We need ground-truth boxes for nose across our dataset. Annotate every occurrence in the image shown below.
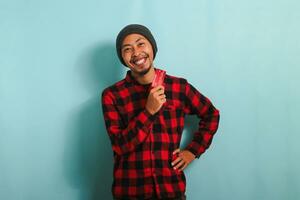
[132,46,141,57]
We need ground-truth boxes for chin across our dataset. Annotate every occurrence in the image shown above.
[138,64,152,76]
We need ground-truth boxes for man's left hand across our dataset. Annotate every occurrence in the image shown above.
[171,149,196,171]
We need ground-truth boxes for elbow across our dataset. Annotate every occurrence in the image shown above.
[112,146,124,156]
[216,108,220,119]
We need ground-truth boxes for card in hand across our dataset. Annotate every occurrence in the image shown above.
[151,69,166,88]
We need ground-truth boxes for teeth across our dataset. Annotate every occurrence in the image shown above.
[135,58,145,65]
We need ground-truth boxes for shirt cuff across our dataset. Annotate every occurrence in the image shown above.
[137,109,157,129]
[185,146,201,159]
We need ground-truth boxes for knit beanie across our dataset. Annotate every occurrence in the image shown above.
[116,24,157,66]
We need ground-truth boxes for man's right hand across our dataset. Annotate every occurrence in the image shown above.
[145,85,166,115]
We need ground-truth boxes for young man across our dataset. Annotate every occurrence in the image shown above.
[101,24,220,200]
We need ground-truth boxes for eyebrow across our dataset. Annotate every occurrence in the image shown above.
[122,37,145,49]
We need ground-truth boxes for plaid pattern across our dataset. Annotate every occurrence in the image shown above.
[101,68,220,199]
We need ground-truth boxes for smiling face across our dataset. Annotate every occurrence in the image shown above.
[121,34,154,76]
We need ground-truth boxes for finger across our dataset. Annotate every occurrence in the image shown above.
[178,163,188,171]
[153,90,164,97]
[156,89,165,96]
[171,157,182,166]
[174,159,185,170]
[154,95,166,102]
[161,98,166,103]
[152,90,164,98]
[150,86,164,94]
[158,94,166,98]
[178,151,185,157]
[156,85,165,92]
[153,85,164,92]
[156,85,164,90]
[173,148,181,155]
[160,96,166,101]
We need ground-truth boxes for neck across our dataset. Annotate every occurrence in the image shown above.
[131,66,155,85]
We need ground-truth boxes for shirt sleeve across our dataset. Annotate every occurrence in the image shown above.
[182,80,220,159]
[101,89,157,156]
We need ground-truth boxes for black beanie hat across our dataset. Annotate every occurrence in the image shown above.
[116,24,157,66]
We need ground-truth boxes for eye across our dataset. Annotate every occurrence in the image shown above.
[123,47,132,53]
[138,42,145,47]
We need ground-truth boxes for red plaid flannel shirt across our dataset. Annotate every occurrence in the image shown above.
[101,68,220,199]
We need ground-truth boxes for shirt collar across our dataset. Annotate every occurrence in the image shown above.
[125,67,159,86]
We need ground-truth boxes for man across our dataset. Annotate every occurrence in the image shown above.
[101,24,220,200]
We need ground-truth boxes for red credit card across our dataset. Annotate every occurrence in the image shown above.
[151,69,166,88]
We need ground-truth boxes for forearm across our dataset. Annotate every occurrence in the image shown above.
[183,80,220,158]
[107,109,156,155]
[185,106,220,158]
[102,90,157,156]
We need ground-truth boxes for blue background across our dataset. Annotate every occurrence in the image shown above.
[1,0,299,199]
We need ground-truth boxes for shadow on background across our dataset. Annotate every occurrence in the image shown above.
[64,43,121,200]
